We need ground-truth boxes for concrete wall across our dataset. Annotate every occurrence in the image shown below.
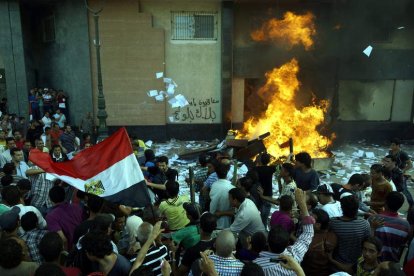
[140,0,222,125]
[20,0,93,125]
[88,0,166,126]
[0,0,29,116]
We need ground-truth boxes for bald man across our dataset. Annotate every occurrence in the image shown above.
[208,230,244,275]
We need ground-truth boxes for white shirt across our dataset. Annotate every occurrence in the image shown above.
[210,179,234,229]
[321,201,343,218]
[53,113,66,128]
[15,161,29,178]
[0,149,12,168]
[15,204,47,230]
[230,198,266,236]
[41,116,52,130]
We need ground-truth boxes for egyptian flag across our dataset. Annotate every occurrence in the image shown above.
[29,128,151,207]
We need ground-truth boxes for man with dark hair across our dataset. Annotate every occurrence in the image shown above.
[73,194,104,245]
[171,203,202,250]
[228,187,265,239]
[174,212,217,276]
[82,232,131,275]
[21,211,48,264]
[383,154,413,207]
[253,152,277,226]
[209,163,234,229]
[59,125,76,154]
[292,152,320,191]
[254,188,314,275]
[0,137,16,168]
[329,195,370,269]
[46,186,83,251]
[50,144,68,163]
[302,208,337,276]
[370,164,393,213]
[10,147,29,179]
[369,192,410,262]
[0,238,38,275]
[146,155,178,201]
[159,180,190,231]
[39,232,82,275]
[331,173,364,200]
[389,138,412,173]
[270,195,294,233]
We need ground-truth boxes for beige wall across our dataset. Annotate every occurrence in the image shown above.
[140,0,222,124]
[88,0,166,126]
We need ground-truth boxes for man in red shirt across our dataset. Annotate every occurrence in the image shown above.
[50,123,63,147]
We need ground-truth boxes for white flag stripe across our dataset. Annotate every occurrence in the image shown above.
[49,153,144,197]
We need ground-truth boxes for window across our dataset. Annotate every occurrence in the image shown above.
[42,15,56,43]
[171,11,218,41]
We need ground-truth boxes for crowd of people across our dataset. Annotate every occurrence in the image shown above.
[0,98,414,276]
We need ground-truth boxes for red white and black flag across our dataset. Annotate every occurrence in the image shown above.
[29,128,151,207]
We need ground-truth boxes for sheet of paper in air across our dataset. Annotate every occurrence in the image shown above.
[156,72,163,79]
[167,84,175,95]
[163,78,172,84]
[365,152,375,158]
[169,116,175,122]
[145,140,153,147]
[155,94,164,101]
[147,90,158,97]
[363,45,373,57]
[174,94,189,107]
[397,26,405,29]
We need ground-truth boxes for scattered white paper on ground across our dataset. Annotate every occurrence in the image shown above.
[169,116,175,122]
[147,90,158,97]
[156,72,163,79]
[155,94,164,101]
[397,26,405,30]
[363,45,373,57]
[171,154,179,162]
[365,152,375,158]
[145,140,153,147]
[337,169,346,175]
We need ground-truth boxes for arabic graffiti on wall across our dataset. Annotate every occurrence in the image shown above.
[173,97,220,123]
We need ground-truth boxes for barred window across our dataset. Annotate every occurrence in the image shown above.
[171,11,218,41]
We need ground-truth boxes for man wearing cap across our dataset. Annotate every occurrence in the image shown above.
[315,184,343,218]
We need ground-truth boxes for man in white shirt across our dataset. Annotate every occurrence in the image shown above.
[228,187,266,240]
[315,184,343,218]
[53,109,66,128]
[41,111,52,131]
[210,163,234,229]
[11,148,29,178]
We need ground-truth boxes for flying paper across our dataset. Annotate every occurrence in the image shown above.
[363,45,373,57]
[156,72,163,79]
[147,90,158,97]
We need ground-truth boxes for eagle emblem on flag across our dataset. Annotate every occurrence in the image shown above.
[85,180,105,196]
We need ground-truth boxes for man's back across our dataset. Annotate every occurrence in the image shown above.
[293,168,320,191]
[370,212,410,262]
[210,179,233,229]
[330,217,370,265]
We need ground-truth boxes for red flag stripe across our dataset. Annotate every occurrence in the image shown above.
[29,128,133,180]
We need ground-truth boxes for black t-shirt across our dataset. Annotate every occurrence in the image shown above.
[254,166,276,196]
[389,150,410,170]
[73,219,94,246]
[331,183,354,201]
[181,239,215,268]
[293,168,320,191]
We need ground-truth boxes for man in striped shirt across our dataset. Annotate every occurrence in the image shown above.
[132,222,169,276]
[254,188,315,276]
[369,191,410,262]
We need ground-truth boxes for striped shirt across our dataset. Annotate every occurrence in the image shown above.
[330,217,370,265]
[131,244,168,276]
[254,217,315,276]
[370,211,410,262]
[209,255,244,276]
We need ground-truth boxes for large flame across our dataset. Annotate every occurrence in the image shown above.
[237,59,333,158]
[251,11,316,50]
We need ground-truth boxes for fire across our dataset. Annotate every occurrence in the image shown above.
[251,11,316,50]
[237,59,334,158]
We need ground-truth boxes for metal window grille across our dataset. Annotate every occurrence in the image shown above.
[171,11,218,40]
[43,15,56,43]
